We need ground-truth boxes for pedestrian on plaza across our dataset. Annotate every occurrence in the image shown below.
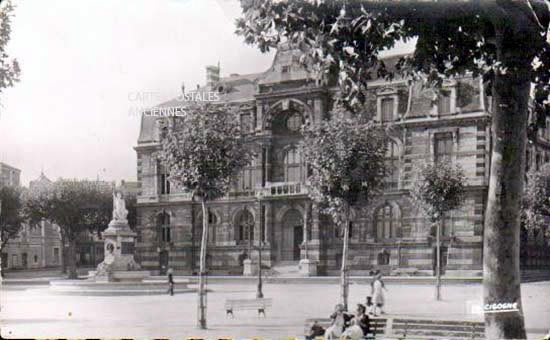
[370,272,387,316]
[324,303,353,340]
[305,320,326,340]
[167,268,174,296]
[341,304,370,340]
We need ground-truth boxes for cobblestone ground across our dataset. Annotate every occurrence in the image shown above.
[1,280,549,339]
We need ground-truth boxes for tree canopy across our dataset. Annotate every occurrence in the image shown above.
[522,162,550,235]
[0,0,20,100]
[157,102,255,200]
[410,161,466,223]
[302,111,387,223]
[237,0,550,121]
[0,185,25,250]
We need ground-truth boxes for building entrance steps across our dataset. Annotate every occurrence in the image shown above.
[271,261,304,277]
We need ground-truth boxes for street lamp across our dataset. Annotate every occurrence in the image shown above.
[256,240,264,298]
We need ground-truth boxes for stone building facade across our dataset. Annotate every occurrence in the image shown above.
[1,172,63,270]
[135,45,549,276]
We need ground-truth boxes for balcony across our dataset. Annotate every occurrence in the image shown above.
[137,192,193,204]
[258,182,308,198]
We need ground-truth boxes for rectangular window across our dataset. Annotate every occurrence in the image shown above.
[381,98,394,123]
[435,132,453,163]
[53,248,59,263]
[241,114,252,133]
[438,92,451,115]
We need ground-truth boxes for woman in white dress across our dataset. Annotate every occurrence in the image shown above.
[371,273,387,316]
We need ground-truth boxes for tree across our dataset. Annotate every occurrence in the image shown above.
[25,180,112,279]
[522,163,550,236]
[0,0,20,106]
[410,161,466,301]
[157,102,255,329]
[0,186,25,275]
[301,111,387,310]
[237,1,550,337]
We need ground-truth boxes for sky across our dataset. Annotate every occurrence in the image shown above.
[0,0,414,187]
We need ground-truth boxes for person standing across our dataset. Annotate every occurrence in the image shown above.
[167,268,174,296]
[371,272,387,316]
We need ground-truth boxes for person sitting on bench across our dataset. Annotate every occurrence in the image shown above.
[341,304,370,340]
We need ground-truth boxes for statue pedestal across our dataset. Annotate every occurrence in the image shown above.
[243,259,255,276]
[94,219,147,282]
[299,259,317,276]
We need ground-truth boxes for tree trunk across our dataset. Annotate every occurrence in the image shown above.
[340,205,350,311]
[483,55,531,338]
[61,233,67,274]
[66,238,78,279]
[197,198,209,329]
[435,219,441,301]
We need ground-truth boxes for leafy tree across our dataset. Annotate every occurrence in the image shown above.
[25,180,113,279]
[0,0,20,105]
[522,163,550,236]
[0,186,25,275]
[410,161,466,301]
[237,1,550,337]
[301,111,386,310]
[157,102,255,329]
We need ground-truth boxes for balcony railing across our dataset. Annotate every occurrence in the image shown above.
[258,182,307,197]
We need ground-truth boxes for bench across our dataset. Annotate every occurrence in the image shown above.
[305,317,484,340]
[387,318,485,339]
[224,298,273,317]
[391,267,419,276]
[304,317,387,339]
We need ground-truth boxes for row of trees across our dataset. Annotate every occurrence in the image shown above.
[0,180,136,279]
[155,102,466,327]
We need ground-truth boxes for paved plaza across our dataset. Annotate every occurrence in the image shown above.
[1,278,549,339]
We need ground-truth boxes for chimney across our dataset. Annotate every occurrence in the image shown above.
[206,64,220,89]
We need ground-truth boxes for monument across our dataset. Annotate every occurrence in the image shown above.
[93,189,148,282]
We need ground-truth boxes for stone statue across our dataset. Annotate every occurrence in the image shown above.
[113,190,128,222]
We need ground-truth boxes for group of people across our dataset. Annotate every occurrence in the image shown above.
[307,272,387,340]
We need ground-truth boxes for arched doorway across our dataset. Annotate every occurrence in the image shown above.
[280,209,303,261]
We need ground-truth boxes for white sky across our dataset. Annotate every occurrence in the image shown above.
[0,0,414,186]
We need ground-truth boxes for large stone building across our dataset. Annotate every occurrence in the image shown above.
[135,45,549,276]
[1,172,63,270]
[0,162,21,187]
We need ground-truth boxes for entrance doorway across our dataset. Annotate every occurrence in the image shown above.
[22,253,28,268]
[293,226,303,260]
[280,209,303,261]
[159,250,169,275]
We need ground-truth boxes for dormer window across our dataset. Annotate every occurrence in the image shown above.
[381,98,395,123]
[281,65,290,73]
[376,88,398,123]
[438,90,452,115]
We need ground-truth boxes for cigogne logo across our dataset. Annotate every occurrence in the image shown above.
[483,301,519,313]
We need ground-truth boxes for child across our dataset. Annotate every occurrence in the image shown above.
[167,268,174,296]
[365,296,374,315]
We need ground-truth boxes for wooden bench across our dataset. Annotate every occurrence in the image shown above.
[304,317,387,339]
[391,267,419,276]
[305,317,484,340]
[224,298,273,317]
[387,318,485,339]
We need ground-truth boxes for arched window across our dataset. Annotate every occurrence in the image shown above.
[385,142,399,190]
[236,209,254,243]
[157,212,171,243]
[284,148,304,182]
[375,203,401,240]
